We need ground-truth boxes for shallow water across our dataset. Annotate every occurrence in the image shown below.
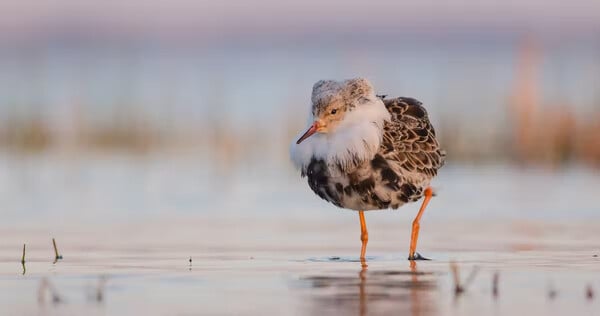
[1,154,599,315]
[1,218,599,316]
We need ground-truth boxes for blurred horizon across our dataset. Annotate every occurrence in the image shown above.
[2,0,600,168]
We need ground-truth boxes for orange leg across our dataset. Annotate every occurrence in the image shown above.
[359,210,368,262]
[408,187,433,260]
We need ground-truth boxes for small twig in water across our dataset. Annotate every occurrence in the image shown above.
[38,277,63,305]
[450,261,464,294]
[21,244,26,264]
[450,261,479,296]
[21,244,27,275]
[586,284,594,300]
[50,283,62,304]
[96,275,108,302]
[492,272,499,298]
[52,238,63,263]
[464,266,480,288]
[548,282,557,300]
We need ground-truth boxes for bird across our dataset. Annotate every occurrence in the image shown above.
[290,78,445,262]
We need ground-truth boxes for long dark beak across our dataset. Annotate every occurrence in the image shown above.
[296,122,319,144]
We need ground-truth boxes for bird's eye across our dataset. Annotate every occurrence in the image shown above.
[330,109,338,115]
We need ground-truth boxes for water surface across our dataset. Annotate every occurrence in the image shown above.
[1,155,599,315]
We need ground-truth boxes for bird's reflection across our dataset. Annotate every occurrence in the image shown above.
[409,261,423,316]
[359,262,367,316]
[301,260,437,315]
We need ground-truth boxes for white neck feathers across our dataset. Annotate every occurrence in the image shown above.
[290,99,390,173]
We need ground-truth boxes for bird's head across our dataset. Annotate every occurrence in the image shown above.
[296,78,377,144]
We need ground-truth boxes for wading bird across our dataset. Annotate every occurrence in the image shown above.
[290,78,445,261]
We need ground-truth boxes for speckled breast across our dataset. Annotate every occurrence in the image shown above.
[304,157,426,211]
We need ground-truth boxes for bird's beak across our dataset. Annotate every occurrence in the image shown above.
[296,121,320,144]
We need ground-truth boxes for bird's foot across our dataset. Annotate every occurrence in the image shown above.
[408,252,431,261]
[360,257,368,269]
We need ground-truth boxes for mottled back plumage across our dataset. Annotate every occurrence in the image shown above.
[379,97,445,187]
[291,79,445,211]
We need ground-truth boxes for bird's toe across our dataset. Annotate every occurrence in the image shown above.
[408,252,431,261]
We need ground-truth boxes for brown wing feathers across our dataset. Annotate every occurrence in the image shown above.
[381,97,445,178]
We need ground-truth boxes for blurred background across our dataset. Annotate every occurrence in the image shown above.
[2,0,600,225]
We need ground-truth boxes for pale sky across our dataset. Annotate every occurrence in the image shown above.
[1,0,599,42]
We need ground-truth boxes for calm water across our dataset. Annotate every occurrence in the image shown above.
[2,153,600,224]
[1,219,599,316]
[1,153,599,315]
